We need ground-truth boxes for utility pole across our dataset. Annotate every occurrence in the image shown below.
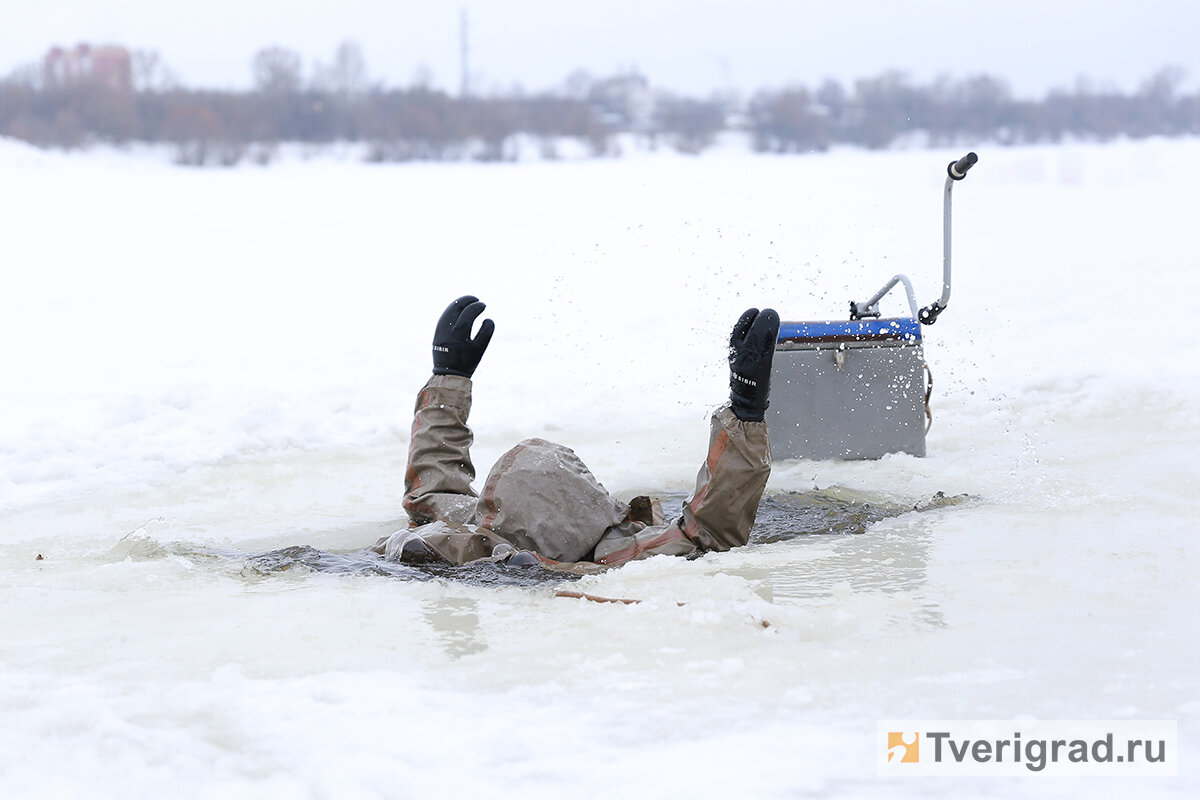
[459,7,469,98]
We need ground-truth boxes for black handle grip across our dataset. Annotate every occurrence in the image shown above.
[918,301,945,325]
[947,152,978,180]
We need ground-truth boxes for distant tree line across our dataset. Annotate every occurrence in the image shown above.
[749,68,1199,152]
[2,41,1197,165]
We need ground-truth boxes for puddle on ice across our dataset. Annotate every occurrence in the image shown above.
[755,487,968,541]
[107,487,971,594]
[243,545,573,588]
[740,489,970,616]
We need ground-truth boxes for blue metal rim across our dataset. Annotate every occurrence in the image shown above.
[776,317,922,343]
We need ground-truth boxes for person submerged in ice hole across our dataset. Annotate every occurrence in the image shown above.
[372,295,780,569]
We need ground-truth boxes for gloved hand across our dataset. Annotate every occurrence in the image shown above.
[728,307,780,422]
[432,295,495,378]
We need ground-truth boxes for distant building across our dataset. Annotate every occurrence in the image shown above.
[588,72,656,133]
[43,44,132,91]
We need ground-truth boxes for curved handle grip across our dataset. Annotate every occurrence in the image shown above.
[918,301,945,325]
[947,152,978,180]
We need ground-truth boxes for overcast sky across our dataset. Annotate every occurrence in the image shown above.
[5,0,1200,97]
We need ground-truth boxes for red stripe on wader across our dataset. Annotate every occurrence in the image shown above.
[706,429,729,474]
[478,441,529,531]
[595,525,689,566]
[682,429,730,537]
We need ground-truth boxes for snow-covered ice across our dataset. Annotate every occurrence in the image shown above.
[2,135,1198,798]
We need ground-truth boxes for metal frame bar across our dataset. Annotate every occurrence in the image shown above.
[850,152,977,325]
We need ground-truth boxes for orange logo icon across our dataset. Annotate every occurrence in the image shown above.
[888,732,920,763]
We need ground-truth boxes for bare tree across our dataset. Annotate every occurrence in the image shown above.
[2,61,43,89]
[411,65,434,90]
[658,97,725,153]
[313,40,368,96]
[253,47,303,94]
[850,71,927,148]
[1140,65,1185,102]
[563,69,594,100]
[132,49,177,92]
[750,87,829,152]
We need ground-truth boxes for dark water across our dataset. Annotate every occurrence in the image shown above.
[233,488,968,587]
[241,544,574,587]
[750,489,967,543]
[659,487,966,545]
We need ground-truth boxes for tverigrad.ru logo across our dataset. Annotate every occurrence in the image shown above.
[886,732,919,764]
[877,720,1177,776]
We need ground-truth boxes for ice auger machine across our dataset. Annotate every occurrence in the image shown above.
[767,152,979,460]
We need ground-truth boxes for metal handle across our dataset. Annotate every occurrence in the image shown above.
[920,152,979,324]
[850,273,919,320]
[848,153,978,325]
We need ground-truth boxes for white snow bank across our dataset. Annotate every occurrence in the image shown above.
[1,138,1198,799]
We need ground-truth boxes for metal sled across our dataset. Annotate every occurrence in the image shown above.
[768,152,979,460]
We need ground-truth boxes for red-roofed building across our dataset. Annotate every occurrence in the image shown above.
[44,44,132,91]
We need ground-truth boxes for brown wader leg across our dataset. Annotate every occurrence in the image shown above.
[592,405,771,566]
[402,375,479,527]
[373,375,512,565]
